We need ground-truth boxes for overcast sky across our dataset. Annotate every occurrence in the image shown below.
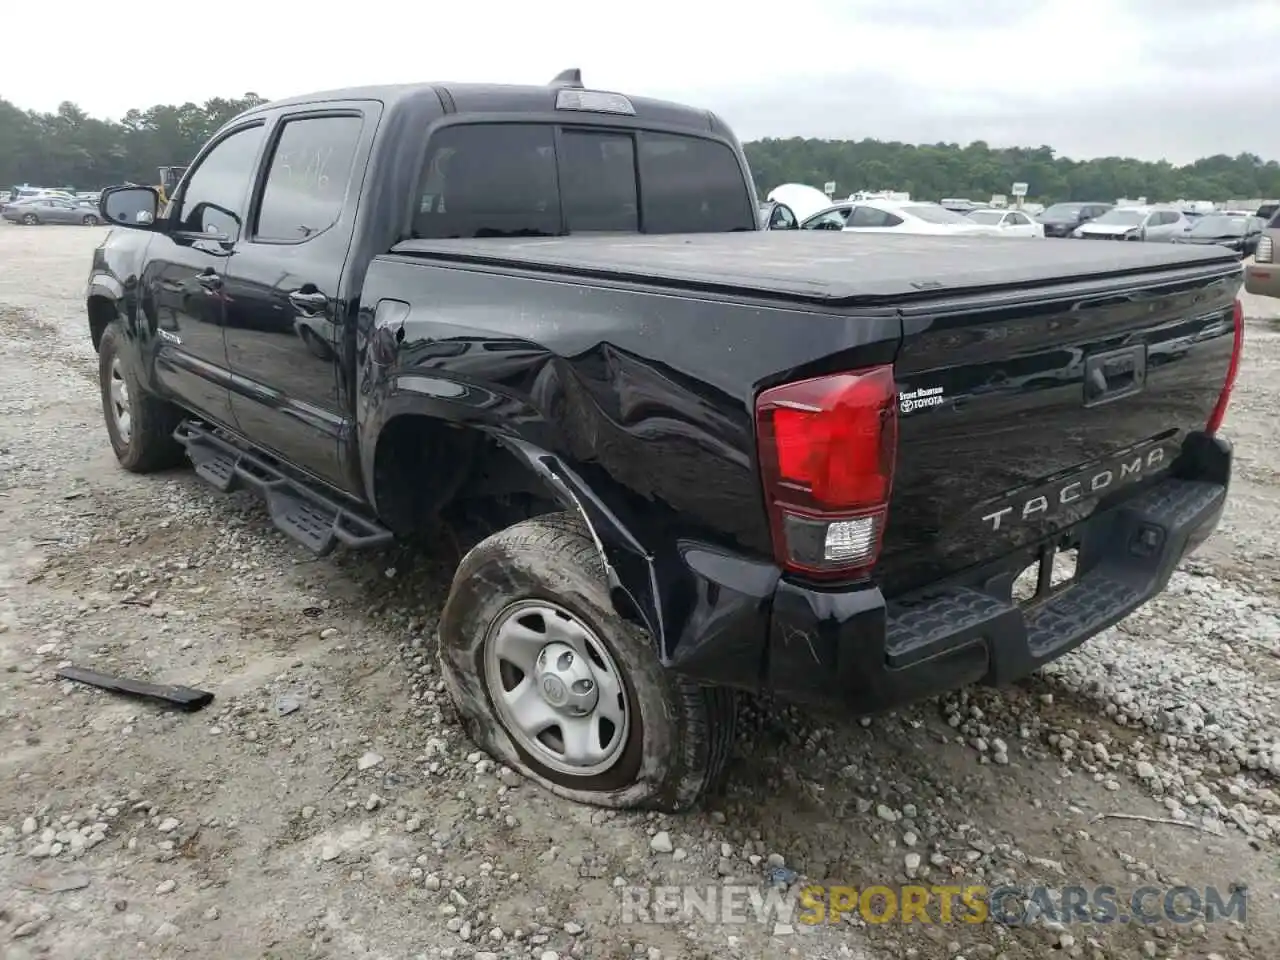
[4,0,1278,164]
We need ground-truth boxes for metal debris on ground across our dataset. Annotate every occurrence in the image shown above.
[55,665,214,711]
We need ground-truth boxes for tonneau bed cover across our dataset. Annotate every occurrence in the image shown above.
[389,232,1242,304]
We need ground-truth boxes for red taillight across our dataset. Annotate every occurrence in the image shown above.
[755,365,898,579]
[1206,299,1244,435]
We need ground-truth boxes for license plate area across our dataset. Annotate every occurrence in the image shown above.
[1012,542,1079,609]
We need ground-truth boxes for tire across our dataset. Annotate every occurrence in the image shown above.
[21,213,38,225]
[98,323,186,473]
[82,214,100,226]
[438,512,737,812]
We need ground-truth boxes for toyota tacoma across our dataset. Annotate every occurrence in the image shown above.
[86,70,1244,812]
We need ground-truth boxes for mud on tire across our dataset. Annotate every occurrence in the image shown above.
[438,512,737,812]
[98,323,186,473]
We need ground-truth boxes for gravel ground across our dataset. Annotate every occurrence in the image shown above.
[1,225,1278,960]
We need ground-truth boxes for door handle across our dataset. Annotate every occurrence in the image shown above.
[288,289,329,315]
[196,270,221,290]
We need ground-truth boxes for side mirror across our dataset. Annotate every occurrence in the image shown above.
[100,185,161,230]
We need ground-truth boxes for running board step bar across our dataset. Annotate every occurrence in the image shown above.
[173,420,393,556]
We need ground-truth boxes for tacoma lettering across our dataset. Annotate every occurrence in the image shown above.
[981,447,1167,531]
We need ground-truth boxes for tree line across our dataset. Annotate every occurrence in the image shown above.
[3,93,1278,204]
[746,138,1280,204]
[0,95,267,191]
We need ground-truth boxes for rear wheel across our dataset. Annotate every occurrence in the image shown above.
[98,323,186,472]
[438,512,736,812]
[82,214,100,226]
[21,213,38,225]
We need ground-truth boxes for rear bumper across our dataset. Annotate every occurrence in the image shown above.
[1245,261,1280,298]
[672,432,1231,714]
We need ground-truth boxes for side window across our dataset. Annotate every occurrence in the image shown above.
[1009,212,1029,225]
[413,124,559,239]
[559,130,638,233]
[848,206,890,228]
[255,115,363,242]
[173,124,266,240]
[882,213,905,227]
[636,133,755,233]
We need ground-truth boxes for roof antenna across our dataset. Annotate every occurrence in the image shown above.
[550,68,583,88]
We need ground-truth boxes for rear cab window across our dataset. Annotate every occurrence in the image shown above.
[412,123,754,239]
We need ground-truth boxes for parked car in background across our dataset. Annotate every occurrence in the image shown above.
[1073,206,1191,242]
[1173,214,1266,258]
[845,199,1002,235]
[7,187,77,204]
[1244,209,1280,298]
[762,183,832,230]
[1037,201,1112,237]
[3,196,102,225]
[964,207,1045,238]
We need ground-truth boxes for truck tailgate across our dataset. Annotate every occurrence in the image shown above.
[879,265,1241,596]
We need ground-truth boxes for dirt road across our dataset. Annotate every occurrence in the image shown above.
[1,226,1277,960]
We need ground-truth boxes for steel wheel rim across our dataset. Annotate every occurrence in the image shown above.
[109,357,132,443]
[483,598,631,777]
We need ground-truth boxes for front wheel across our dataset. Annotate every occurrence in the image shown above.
[438,513,737,812]
[82,214,100,226]
[21,213,38,225]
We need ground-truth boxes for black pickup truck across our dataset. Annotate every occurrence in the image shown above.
[88,70,1243,812]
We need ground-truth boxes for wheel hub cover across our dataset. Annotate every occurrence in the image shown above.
[540,674,568,706]
[535,642,599,717]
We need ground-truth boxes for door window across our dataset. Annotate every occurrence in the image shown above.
[255,115,363,242]
[172,123,266,241]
